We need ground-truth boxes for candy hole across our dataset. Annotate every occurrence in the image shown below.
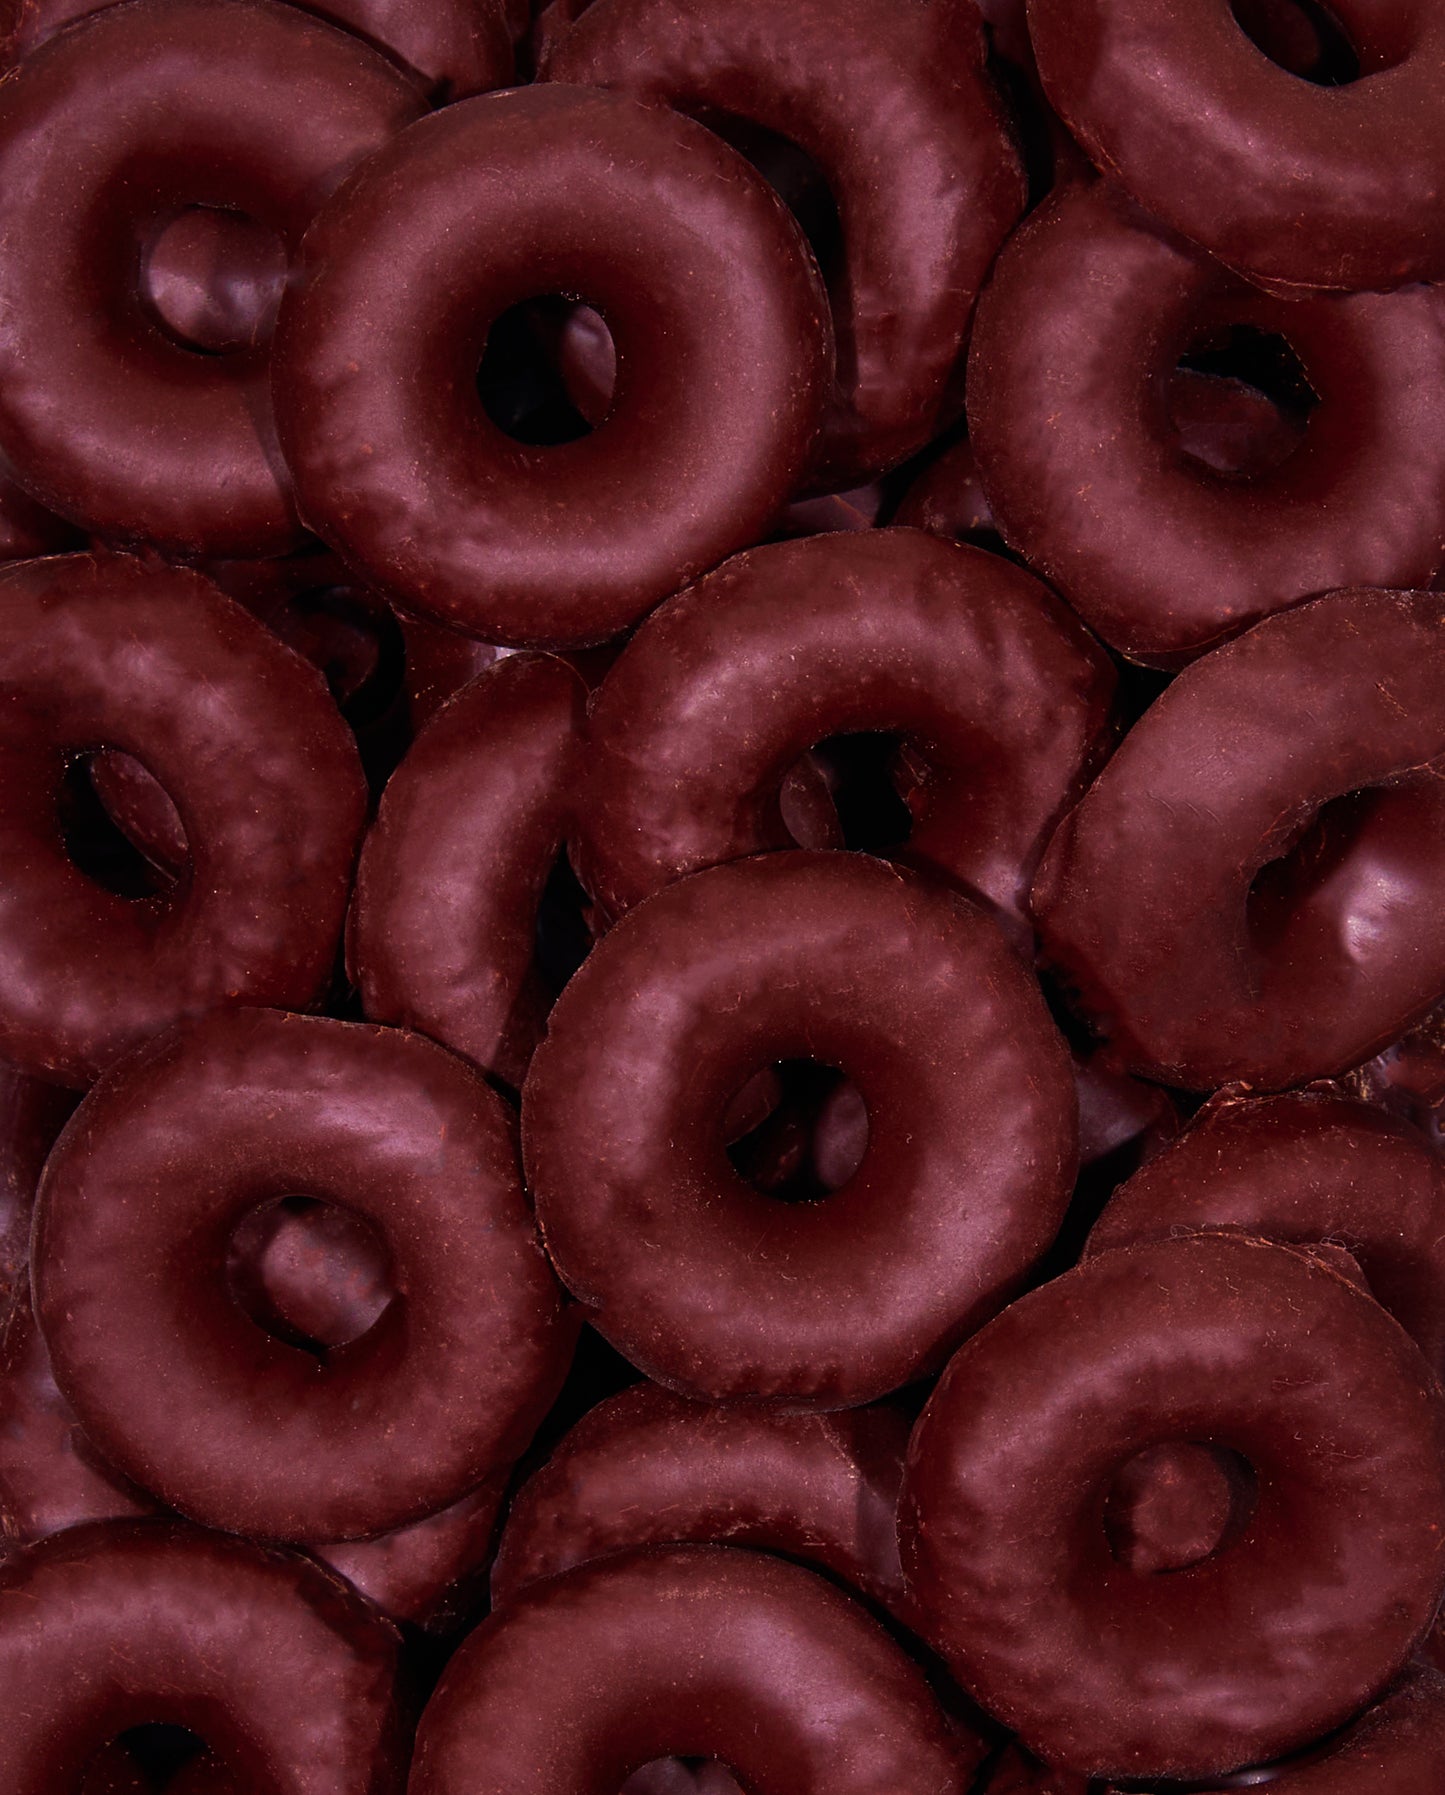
[1229,0,1363,83]
[58,752,188,900]
[1246,786,1379,950]
[779,732,916,854]
[82,1725,211,1793]
[142,206,288,355]
[1103,1442,1258,1574]
[1171,324,1317,478]
[620,1760,745,1795]
[477,296,616,445]
[726,1059,870,1202]
[226,1195,396,1358]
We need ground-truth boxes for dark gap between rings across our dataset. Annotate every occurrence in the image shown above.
[1103,1442,1258,1576]
[617,1758,741,1795]
[82,1724,209,1792]
[536,848,595,998]
[726,1059,869,1203]
[270,581,407,732]
[58,753,187,901]
[779,731,916,855]
[225,1195,396,1359]
[1229,0,1363,84]
[1246,786,1380,951]
[1172,323,1318,479]
[690,110,846,297]
[476,297,616,446]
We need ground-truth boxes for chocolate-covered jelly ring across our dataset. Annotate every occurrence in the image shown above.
[542,0,1024,488]
[491,1382,912,1617]
[523,851,1076,1406]
[900,1234,1445,1780]
[349,653,587,1093]
[1034,589,1445,1091]
[411,1546,979,1794]
[967,182,1445,664]
[577,529,1116,931]
[34,1008,573,1541]
[273,83,832,648]
[0,1520,405,1794]
[0,0,423,556]
[1087,1091,1445,1374]
[1026,0,1445,293]
[0,553,366,1087]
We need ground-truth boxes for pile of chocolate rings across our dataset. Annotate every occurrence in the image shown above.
[7,0,1445,1787]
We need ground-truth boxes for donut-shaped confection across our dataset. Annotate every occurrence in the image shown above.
[542,0,1025,488]
[273,84,832,648]
[34,1008,573,1541]
[0,554,366,1087]
[1087,1091,1445,1374]
[1033,589,1445,1091]
[577,529,1115,932]
[900,1233,1445,1780]
[0,1520,405,1794]
[967,182,1445,663]
[523,851,1076,1406]
[491,1382,911,1617]
[1026,0,1445,293]
[410,1546,978,1794]
[0,0,423,556]
[349,653,587,1093]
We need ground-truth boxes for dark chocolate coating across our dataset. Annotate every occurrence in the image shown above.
[0,450,83,561]
[491,1381,912,1618]
[967,181,1445,663]
[0,0,424,557]
[410,1545,976,1794]
[899,1234,1445,1779]
[523,851,1077,1406]
[1087,1091,1445,1375]
[1033,588,1445,1091]
[576,529,1116,931]
[34,1008,574,1541]
[0,553,366,1087]
[272,84,833,648]
[1025,0,1445,292]
[398,615,505,735]
[542,0,1025,488]
[349,653,588,1091]
[0,1519,405,1795]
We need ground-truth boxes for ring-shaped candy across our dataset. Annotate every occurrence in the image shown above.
[523,851,1076,1406]
[899,1233,1445,1780]
[0,0,423,556]
[0,1520,405,1795]
[1033,588,1445,1091]
[1025,0,1445,293]
[577,528,1116,929]
[542,0,1025,488]
[0,553,366,1087]
[410,1546,976,1794]
[272,83,833,648]
[967,181,1445,664]
[34,1008,573,1542]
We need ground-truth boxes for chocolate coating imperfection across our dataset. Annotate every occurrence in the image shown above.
[273,83,833,648]
[899,1233,1445,1780]
[410,1546,978,1795]
[542,0,1025,488]
[34,1009,574,1541]
[522,851,1077,1406]
[576,529,1116,933]
[0,553,366,1087]
[1033,588,1445,1091]
[0,0,424,556]
[967,181,1445,663]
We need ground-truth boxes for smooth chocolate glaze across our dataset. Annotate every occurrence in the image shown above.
[1026,0,1445,292]
[968,181,1445,663]
[0,553,366,1087]
[0,0,424,556]
[0,1519,406,1794]
[273,83,832,648]
[349,653,588,1092]
[1033,589,1445,1091]
[33,1009,574,1541]
[576,529,1116,934]
[491,1381,913,1619]
[1087,1090,1445,1374]
[522,851,1077,1406]
[542,0,1025,488]
[900,1234,1445,1780]
[410,1546,979,1793]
